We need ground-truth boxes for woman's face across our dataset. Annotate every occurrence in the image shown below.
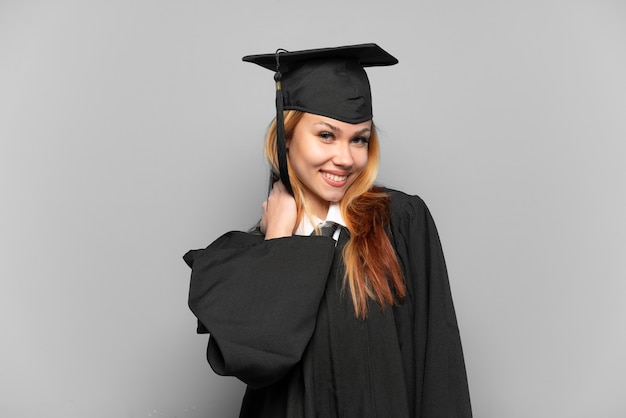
[288,112,371,218]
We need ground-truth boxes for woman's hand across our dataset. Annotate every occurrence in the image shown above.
[260,180,297,240]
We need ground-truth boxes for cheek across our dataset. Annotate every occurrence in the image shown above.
[353,149,369,171]
[288,146,311,180]
[290,141,325,168]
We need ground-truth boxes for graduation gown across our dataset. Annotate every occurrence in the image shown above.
[183,189,472,417]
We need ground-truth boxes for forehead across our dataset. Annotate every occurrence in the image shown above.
[300,113,372,131]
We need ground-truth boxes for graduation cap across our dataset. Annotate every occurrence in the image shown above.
[242,43,398,195]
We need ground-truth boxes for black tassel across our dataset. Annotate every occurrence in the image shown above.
[273,50,293,196]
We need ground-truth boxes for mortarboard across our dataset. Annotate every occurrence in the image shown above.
[243,43,398,195]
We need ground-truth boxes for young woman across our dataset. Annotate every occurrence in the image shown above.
[184,44,472,418]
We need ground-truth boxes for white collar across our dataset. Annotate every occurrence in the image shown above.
[296,203,347,236]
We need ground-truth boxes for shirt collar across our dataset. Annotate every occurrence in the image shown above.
[295,203,347,236]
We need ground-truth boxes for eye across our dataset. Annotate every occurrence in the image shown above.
[319,131,334,141]
[351,136,370,146]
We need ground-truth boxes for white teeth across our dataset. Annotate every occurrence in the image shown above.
[323,172,348,182]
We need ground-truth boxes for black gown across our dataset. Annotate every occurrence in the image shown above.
[183,189,472,417]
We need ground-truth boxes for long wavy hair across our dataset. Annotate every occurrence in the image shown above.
[264,110,405,318]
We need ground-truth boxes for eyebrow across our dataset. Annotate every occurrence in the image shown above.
[314,122,371,136]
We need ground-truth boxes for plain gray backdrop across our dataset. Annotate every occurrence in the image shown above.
[1,0,625,417]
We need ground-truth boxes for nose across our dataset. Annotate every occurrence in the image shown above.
[332,142,354,169]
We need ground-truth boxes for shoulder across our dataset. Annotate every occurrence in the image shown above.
[377,187,442,244]
[379,187,430,220]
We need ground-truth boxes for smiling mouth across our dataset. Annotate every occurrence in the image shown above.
[322,172,348,182]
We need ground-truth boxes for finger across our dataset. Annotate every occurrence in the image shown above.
[269,182,282,199]
[273,180,285,192]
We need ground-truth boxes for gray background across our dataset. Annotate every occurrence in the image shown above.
[1,1,625,417]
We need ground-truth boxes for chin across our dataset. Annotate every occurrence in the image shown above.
[322,191,347,203]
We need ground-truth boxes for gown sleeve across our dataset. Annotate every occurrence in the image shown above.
[389,191,473,417]
[183,231,336,389]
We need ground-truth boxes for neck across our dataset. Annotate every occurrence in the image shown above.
[311,199,330,220]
